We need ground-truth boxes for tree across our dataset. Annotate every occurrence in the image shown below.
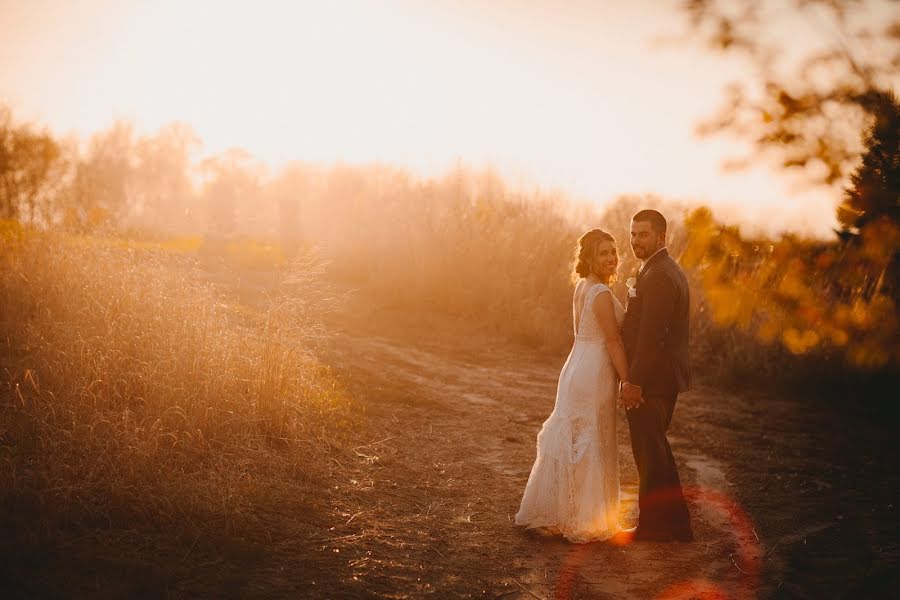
[837,90,900,235]
[199,148,262,237]
[674,2,900,370]
[268,162,317,255]
[66,121,135,230]
[837,90,900,301]
[0,106,62,223]
[132,122,200,232]
[679,0,900,186]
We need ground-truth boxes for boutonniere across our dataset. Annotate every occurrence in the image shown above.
[626,276,638,298]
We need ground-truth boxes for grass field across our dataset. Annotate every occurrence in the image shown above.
[0,224,352,567]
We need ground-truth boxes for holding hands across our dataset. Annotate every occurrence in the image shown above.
[619,381,644,410]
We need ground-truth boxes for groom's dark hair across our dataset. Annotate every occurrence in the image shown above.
[633,209,667,234]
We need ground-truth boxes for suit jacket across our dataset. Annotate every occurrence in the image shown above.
[621,248,692,395]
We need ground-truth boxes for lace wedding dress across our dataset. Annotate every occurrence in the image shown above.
[515,282,624,543]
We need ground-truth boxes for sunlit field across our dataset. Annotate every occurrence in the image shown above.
[0,222,350,577]
[2,0,899,597]
[2,143,898,592]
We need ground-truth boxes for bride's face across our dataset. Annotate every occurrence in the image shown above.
[593,241,618,279]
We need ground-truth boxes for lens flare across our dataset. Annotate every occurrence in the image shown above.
[553,485,761,599]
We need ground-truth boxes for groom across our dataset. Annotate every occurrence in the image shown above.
[619,209,693,542]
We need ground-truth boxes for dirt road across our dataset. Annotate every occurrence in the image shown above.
[309,294,899,599]
[5,261,897,599]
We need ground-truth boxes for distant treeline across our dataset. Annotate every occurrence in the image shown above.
[2,97,897,387]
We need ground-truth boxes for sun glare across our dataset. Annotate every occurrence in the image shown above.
[2,0,879,235]
[2,2,899,598]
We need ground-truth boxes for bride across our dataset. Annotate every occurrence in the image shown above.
[515,229,629,543]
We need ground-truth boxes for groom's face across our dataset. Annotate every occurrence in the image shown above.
[630,220,665,260]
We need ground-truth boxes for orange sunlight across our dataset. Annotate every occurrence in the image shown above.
[2,2,899,597]
[0,0,867,236]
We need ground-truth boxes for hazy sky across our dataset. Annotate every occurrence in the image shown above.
[2,0,893,235]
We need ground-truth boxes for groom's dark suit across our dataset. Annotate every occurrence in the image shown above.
[621,248,693,540]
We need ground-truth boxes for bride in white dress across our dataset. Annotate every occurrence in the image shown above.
[515,229,629,543]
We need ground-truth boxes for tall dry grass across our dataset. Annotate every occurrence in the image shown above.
[360,192,583,349]
[288,165,897,396]
[303,178,689,354]
[0,223,348,542]
[283,167,645,351]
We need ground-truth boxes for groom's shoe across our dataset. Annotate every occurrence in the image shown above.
[631,528,670,542]
[673,529,694,542]
[608,527,637,545]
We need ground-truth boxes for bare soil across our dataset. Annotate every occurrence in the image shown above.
[308,293,900,599]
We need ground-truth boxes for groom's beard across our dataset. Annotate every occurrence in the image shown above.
[633,242,663,261]
[632,247,651,260]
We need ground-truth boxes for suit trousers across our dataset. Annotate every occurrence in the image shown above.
[626,389,693,537]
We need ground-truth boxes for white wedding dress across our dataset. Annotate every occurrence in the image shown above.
[515,282,624,543]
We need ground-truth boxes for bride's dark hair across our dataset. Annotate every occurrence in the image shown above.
[572,229,616,283]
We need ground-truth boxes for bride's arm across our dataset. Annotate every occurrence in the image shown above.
[593,292,629,382]
[571,281,583,334]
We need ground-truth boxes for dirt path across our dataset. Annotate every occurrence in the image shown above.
[313,297,777,599]
[5,268,897,599]
[6,283,894,599]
